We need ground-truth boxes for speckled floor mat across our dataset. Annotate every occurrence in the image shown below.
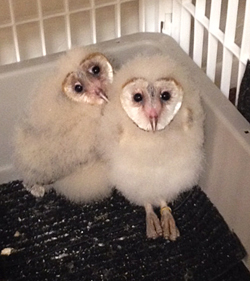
[0,181,249,281]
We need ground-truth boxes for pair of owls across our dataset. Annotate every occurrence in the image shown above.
[14,48,204,240]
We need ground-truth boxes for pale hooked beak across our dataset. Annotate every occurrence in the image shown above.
[96,89,109,103]
[150,117,158,132]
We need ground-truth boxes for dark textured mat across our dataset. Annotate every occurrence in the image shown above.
[0,181,248,281]
[214,262,250,281]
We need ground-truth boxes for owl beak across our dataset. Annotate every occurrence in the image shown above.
[96,89,109,103]
[147,107,159,132]
[150,117,158,132]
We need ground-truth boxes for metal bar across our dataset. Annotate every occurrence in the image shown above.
[171,0,181,43]
[179,0,192,54]
[206,34,218,82]
[193,0,206,67]
[208,0,221,34]
[220,48,233,97]
[37,0,46,56]
[224,0,238,47]
[155,0,160,33]
[206,0,221,82]
[64,0,72,49]
[115,0,121,38]
[90,0,97,44]
[220,0,239,97]
[240,0,250,63]
[8,0,20,62]
[139,0,145,32]
[236,0,250,103]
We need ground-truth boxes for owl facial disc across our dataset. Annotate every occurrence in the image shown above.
[120,78,183,132]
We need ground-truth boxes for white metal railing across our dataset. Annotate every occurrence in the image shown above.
[163,0,250,102]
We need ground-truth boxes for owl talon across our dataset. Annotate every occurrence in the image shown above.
[145,203,162,239]
[160,207,179,241]
[24,183,46,197]
[146,211,162,239]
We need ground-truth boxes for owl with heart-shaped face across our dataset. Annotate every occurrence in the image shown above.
[14,48,114,202]
[100,54,205,240]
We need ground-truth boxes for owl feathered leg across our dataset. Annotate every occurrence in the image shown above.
[160,201,180,241]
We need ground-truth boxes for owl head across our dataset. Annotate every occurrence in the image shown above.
[110,55,196,132]
[62,52,113,105]
[121,77,183,131]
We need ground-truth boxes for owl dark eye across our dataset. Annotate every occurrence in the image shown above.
[133,93,143,102]
[74,83,83,93]
[161,91,171,101]
[91,65,100,75]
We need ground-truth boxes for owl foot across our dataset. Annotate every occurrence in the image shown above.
[145,205,163,239]
[145,203,180,240]
[160,205,180,241]
[23,183,46,197]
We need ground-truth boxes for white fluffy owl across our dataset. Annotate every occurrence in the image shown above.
[14,48,114,202]
[101,55,204,240]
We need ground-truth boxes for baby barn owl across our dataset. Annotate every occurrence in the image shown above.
[14,48,114,202]
[101,55,204,240]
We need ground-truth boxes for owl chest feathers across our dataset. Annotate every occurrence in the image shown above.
[110,116,203,206]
